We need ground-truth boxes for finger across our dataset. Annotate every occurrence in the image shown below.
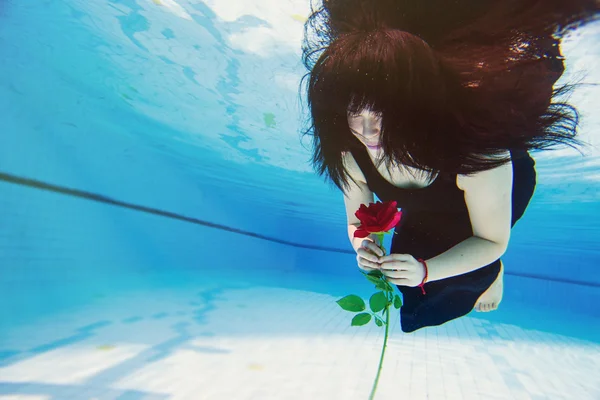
[362,240,384,257]
[381,269,405,279]
[361,238,374,247]
[358,264,378,272]
[379,261,408,271]
[385,277,410,286]
[357,248,379,263]
[381,268,416,280]
[357,259,380,272]
[359,259,380,270]
[379,253,412,263]
[357,255,380,270]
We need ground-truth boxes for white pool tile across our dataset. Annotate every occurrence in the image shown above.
[0,285,598,400]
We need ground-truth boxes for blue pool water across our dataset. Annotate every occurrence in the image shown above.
[1,1,599,399]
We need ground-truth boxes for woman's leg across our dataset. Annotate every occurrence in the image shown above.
[474,150,536,312]
[474,260,504,312]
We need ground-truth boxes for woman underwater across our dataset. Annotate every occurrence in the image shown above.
[301,0,600,332]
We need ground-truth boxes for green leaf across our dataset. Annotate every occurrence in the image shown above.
[393,294,402,309]
[369,292,388,313]
[351,313,371,326]
[365,274,382,285]
[374,314,387,327]
[384,279,395,292]
[367,269,384,279]
[374,280,393,292]
[336,295,365,312]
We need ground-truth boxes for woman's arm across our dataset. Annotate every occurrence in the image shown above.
[341,153,376,251]
[424,155,513,282]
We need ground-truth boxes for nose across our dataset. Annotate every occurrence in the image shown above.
[362,118,380,138]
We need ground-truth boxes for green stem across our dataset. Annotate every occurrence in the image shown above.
[376,233,385,254]
[369,304,390,400]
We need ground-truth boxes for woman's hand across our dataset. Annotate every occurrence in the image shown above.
[378,253,426,287]
[355,235,385,273]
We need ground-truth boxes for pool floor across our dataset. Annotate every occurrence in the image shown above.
[0,272,598,400]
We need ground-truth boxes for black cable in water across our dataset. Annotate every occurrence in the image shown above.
[0,171,353,254]
[1,170,598,288]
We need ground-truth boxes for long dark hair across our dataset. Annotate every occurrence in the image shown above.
[300,0,600,192]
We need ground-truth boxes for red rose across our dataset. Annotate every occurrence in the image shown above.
[354,201,402,238]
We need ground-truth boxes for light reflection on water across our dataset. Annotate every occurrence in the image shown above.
[1,0,598,261]
[0,1,599,399]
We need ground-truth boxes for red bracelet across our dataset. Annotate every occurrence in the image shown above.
[417,258,428,295]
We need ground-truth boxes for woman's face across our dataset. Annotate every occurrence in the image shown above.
[347,109,382,153]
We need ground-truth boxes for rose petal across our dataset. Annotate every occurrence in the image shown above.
[379,208,395,225]
[380,211,402,232]
[361,225,381,233]
[353,229,370,238]
[356,205,379,226]
[371,202,397,230]
[355,201,401,234]
[355,205,371,221]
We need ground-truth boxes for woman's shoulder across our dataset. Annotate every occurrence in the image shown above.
[456,151,512,191]
[342,151,368,184]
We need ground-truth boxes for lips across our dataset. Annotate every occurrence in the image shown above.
[366,144,381,150]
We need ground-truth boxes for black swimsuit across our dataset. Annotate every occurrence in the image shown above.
[349,146,537,333]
